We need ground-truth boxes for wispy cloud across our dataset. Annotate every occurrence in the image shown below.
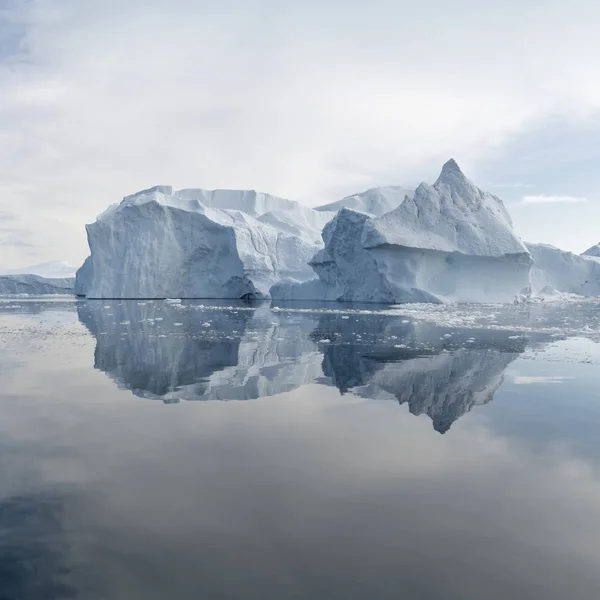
[0,227,34,249]
[512,376,573,385]
[2,1,600,266]
[493,183,535,189]
[520,195,589,205]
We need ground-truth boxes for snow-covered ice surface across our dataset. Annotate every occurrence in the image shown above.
[273,160,532,304]
[364,160,527,257]
[315,185,415,216]
[77,186,335,299]
[582,242,600,258]
[527,242,600,296]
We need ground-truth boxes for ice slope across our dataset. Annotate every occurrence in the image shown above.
[272,160,532,304]
[77,186,324,299]
[527,243,600,296]
[0,274,74,295]
[0,261,77,279]
[582,243,600,258]
[315,186,415,216]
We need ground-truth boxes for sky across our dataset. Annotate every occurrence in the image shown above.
[1,0,600,269]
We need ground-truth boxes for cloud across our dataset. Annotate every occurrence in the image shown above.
[512,376,573,385]
[0,227,35,249]
[2,0,600,265]
[521,195,589,205]
[492,183,536,189]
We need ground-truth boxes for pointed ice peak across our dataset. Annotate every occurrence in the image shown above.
[582,243,600,258]
[435,158,468,186]
[441,158,461,174]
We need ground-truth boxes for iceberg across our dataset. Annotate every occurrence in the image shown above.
[0,274,74,295]
[76,187,333,299]
[74,161,600,304]
[582,243,600,258]
[273,160,532,303]
[527,243,600,296]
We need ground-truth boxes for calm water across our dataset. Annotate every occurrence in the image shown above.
[2,298,600,599]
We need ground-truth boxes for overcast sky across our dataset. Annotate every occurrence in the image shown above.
[1,0,600,268]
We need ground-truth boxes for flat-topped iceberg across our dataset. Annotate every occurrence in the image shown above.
[0,274,74,295]
[273,160,533,303]
[77,187,333,299]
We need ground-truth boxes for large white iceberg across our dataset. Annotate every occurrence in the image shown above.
[74,161,600,304]
[76,187,333,299]
[273,160,532,303]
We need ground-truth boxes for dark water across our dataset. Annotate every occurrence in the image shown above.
[1,299,600,599]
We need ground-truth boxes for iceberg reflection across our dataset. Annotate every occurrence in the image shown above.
[77,301,322,402]
[78,301,528,431]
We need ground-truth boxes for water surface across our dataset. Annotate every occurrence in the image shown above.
[1,298,600,599]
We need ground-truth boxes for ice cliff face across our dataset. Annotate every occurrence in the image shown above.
[0,274,74,295]
[77,186,333,299]
[273,160,532,303]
